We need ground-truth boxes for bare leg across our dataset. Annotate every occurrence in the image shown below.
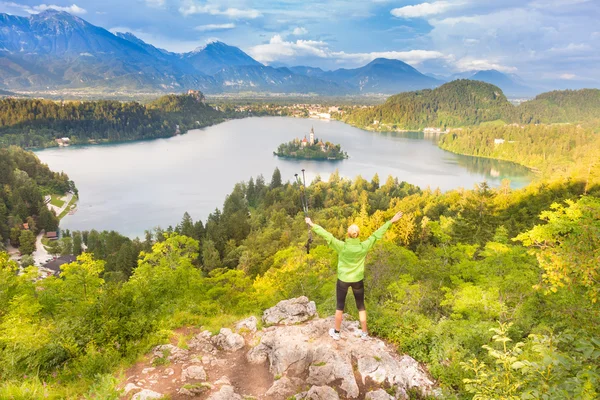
[335,310,343,331]
[359,310,367,333]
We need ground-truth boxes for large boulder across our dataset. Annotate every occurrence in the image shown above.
[178,382,212,396]
[262,296,317,326]
[181,364,207,381]
[152,344,189,363]
[235,316,258,333]
[305,385,339,400]
[188,330,217,354]
[207,385,243,400]
[307,344,358,398]
[246,316,435,399]
[266,376,305,398]
[132,389,163,400]
[211,328,245,352]
[365,389,394,400]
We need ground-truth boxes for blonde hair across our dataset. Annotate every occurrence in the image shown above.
[347,224,360,238]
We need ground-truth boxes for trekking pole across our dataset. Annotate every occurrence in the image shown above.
[301,169,313,254]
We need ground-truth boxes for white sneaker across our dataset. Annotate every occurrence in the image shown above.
[329,328,341,341]
[358,331,370,341]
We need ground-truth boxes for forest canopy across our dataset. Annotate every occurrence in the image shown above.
[340,80,600,130]
[0,91,226,148]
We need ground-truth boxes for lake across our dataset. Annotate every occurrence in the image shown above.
[36,117,532,237]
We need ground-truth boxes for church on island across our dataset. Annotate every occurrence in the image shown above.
[295,127,327,152]
[274,127,348,161]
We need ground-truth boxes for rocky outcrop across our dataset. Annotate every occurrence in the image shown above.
[152,344,189,363]
[266,377,306,398]
[207,384,243,400]
[211,328,245,351]
[131,389,163,400]
[120,297,437,400]
[235,316,258,333]
[365,389,395,400]
[188,330,217,354]
[181,364,207,381]
[262,296,317,325]
[247,314,435,398]
[304,385,340,399]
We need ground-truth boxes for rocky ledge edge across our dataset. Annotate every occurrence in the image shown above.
[121,296,439,400]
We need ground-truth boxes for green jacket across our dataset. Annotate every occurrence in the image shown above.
[312,221,393,282]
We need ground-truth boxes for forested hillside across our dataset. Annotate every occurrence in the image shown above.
[439,124,600,180]
[1,162,599,398]
[341,80,513,130]
[0,147,73,253]
[516,89,600,124]
[340,81,600,130]
[0,91,225,148]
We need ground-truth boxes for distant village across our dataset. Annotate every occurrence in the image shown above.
[220,103,355,120]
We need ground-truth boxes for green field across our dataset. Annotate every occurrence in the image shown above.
[49,194,65,208]
[58,196,78,220]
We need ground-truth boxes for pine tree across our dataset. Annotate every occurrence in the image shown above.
[270,167,282,189]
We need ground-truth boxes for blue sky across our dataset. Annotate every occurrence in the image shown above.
[2,0,599,88]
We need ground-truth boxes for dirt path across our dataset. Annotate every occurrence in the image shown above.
[120,326,273,400]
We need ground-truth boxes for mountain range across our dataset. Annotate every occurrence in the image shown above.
[0,10,532,96]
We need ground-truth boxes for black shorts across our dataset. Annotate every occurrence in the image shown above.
[336,279,365,311]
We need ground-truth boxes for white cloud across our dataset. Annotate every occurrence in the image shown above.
[221,8,261,19]
[292,27,308,36]
[560,73,576,80]
[194,23,236,32]
[1,2,87,15]
[179,1,261,19]
[248,35,445,67]
[332,49,446,66]
[391,1,458,18]
[248,35,329,63]
[548,43,592,53]
[453,57,517,73]
[33,4,87,15]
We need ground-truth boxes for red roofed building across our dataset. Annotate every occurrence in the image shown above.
[46,231,58,240]
[301,136,308,147]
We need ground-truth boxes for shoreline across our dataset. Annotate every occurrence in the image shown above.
[26,114,536,176]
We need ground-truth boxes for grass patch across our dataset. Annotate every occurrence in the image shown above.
[202,314,241,335]
[312,361,327,367]
[49,194,65,208]
[176,332,194,350]
[58,195,78,220]
[152,348,171,367]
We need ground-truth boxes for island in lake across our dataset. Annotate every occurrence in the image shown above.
[274,127,348,160]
